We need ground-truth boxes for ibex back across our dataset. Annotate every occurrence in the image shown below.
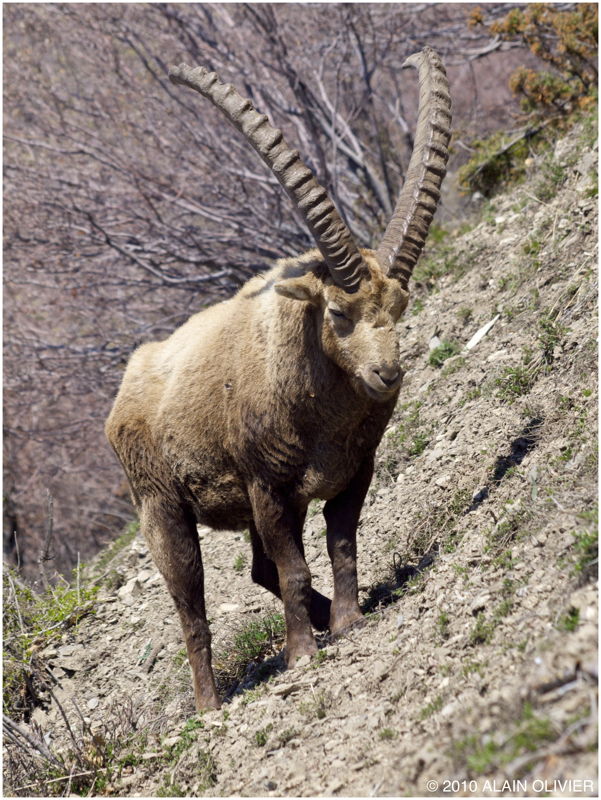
[106,48,451,710]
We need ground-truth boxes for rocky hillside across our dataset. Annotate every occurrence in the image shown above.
[3,114,598,798]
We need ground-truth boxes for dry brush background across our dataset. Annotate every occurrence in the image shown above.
[4,2,540,577]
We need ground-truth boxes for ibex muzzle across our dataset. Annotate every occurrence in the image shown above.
[106,47,451,711]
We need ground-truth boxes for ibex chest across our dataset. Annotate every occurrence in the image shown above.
[236,393,395,501]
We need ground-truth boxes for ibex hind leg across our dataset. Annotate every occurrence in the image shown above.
[249,522,332,631]
[139,496,220,711]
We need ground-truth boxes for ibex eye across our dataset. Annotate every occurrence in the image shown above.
[329,307,348,320]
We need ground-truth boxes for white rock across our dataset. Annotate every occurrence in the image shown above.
[218,603,240,613]
[117,578,142,606]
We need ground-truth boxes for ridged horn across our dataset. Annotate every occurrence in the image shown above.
[375,47,452,288]
[169,64,369,293]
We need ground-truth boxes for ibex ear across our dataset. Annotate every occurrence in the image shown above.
[274,274,322,305]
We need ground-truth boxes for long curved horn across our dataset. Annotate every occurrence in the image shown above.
[169,64,369,293]
[375,47,452,288]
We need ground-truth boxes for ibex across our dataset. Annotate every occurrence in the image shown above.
[106,47,451,710]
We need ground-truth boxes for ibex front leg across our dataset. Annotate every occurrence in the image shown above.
[324,457,373,635]
[248,483,317,665]
[139,497,220,711]
[249,521,332,630]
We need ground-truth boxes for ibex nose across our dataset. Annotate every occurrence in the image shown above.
[373,364,402,389]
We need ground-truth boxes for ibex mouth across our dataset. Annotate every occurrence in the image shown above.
[360,366,403,401]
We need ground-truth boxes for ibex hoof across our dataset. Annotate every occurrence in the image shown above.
[329,610,365,637]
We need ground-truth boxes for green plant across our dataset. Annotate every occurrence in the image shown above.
[307,498,323,518]
[311,648,329,668]
[557,607,580,632]
[495,365,535,402]
[278,728,299,746]
[95,519,140,573]
[461,661,485,678]
[469,612,495,646]
[254,724,273,747]
[158,781,187,797]
[437,611,450,640]
[379,727,397,740]
[411,297,425,315]
[457,306,473,325]
[3,567,98,719]
[451,702,556,776]
[420,695,443,720]
[233,553,246,573]
[429,340,461,368]
[462,6,597,196]
[571,521,598,581]
[379,400,433,474]
[441,355,466,378]
[213,612,286,687]
[300,691,329,720]
[408,431,430,457]
[166,717,205,762]
[537,313,566,365]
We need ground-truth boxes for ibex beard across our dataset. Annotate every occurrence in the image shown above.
[106,48,451,711]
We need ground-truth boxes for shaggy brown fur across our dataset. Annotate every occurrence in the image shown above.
[106,250,408,710]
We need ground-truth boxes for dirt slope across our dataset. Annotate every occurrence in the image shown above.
[5,117,597,798]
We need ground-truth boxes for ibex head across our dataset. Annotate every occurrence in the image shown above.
[169,47,451,402]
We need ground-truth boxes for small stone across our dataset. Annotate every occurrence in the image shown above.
[58,644,79,657]
[272,682,302,697]
[87,697,99,710]
[470,594,490,615]
[434,474,451,489]
[218,603,240,613]
[294,655,311,669]
[373,660,389,682]
[117,578,142,606]
[162,736,181,748]
[57,656,85,672]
